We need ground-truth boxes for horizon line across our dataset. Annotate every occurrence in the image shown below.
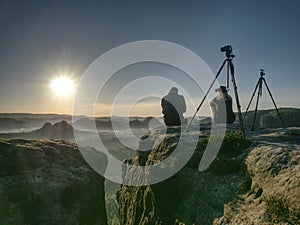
[0,106,298,118]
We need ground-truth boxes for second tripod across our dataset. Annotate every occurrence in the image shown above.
[243,69,285,131]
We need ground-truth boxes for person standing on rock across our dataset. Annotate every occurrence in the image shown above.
[161,87,187,126]
[210,86,235,124]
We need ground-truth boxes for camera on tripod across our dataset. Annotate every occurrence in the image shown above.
[220,45,234,58]
[260,69,265,77]
[185,44,245,137]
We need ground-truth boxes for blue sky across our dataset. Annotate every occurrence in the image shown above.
[0,0,299,116]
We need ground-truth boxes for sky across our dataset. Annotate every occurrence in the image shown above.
[0,0,299,117]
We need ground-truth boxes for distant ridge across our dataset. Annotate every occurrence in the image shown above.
[0,108,299,134]
[243,107,300,128]
[0,118,26,132]
[73,116,163,130]
[0,121,75,140]
[36,121,74,139]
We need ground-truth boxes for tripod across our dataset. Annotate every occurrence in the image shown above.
[243,69,285,131]
[184,45,245,137]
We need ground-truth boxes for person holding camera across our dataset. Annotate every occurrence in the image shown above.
[210,86,236,124]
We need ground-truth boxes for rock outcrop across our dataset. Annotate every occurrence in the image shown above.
[117,126,300,225]
[1,125,299,225]
[117,127,252,225]
[0,139,108,225]
[214,137,300,224]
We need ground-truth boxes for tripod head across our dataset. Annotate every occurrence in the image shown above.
[259,69,265,77]
[220,45,235,58]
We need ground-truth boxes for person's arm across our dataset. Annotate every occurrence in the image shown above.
[161,98,166,114]
[181,96,187,113]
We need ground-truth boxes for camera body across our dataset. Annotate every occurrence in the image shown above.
[220,45,234,58]
[220,45,232,53]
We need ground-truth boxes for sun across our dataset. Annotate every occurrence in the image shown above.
[50,77,74,97]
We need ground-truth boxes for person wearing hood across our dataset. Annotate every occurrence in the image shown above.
[161,87,187,126]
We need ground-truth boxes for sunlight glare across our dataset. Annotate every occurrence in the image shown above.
[50,77,74,97]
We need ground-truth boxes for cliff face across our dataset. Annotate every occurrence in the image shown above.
[117,127,300,225]
[117,128,252,225]
[215,134,300,225]
[0,139,108,225]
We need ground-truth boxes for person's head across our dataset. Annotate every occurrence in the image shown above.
[169,87,178,94]
[215,86,228,97]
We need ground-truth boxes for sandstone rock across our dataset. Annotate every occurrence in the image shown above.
[214,131,300,225]
[118,128,251,225]
[0,139,108,225]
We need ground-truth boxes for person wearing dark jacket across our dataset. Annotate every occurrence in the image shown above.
[161,87,187,126]
[210,86,235,124]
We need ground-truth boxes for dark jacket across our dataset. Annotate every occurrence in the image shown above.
[161,92,186,126]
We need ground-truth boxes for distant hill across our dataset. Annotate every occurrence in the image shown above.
[0,114,76,133]
[0,113,73,120]
[1,108,299,134]
[129,117,163,129]
[0,118,26,132]
[243,107,300,128]
[73,116,163,130]
[36,121,74,139]
[73,117,128,130]
[0,121,75,140]
[0,113,164,134]
[72,116,93,128]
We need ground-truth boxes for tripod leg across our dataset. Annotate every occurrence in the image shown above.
[251,81,262,131]
[226,61,230,88]
[243,80,260,121]
[229,60,245,137]
[262,78,286,128]
[184,59,228,133]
